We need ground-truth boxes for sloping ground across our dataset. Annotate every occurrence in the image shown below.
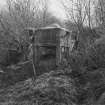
[0,67,105,105]
[0,59,57,88]
[0,61,34,88]
[0,70,77,105]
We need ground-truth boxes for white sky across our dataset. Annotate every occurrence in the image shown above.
[0,0,6,6]
[0,0,66,20]
[49,0,66,19]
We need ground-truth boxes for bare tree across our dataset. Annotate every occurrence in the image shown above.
[61,0,96,30]
[95,0,105,28]
[0,0,50,39]
[0,0,53,53]
[0,0,51,79]
[85,0,96,28]
[62,0,86,31]
[61,0,97,52]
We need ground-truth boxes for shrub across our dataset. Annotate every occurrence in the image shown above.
[85,37,105,70]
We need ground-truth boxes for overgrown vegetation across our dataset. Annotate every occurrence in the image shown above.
[0,0,105,105]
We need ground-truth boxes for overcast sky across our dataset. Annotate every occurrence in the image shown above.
[0,0,6,6]
[0,0,66,20]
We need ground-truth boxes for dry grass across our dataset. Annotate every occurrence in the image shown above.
[0,70,77,105]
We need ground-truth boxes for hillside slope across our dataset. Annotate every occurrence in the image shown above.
[0,70,77,105]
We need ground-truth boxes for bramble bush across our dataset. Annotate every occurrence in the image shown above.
[67,36,105,104]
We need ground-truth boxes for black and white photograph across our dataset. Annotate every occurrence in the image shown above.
[0,0,104,105]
